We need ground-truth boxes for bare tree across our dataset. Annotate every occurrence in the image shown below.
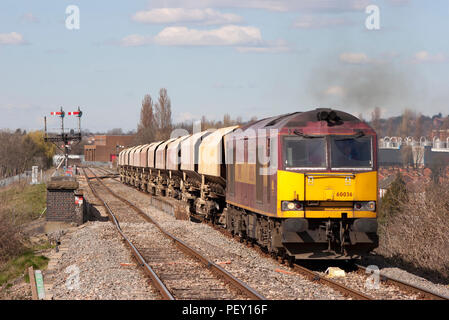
[136,94,156,144]
[386,118,395,137]
[107,128,124,135]
[400,109,413,137]
[223,113,232,127]
[442,115,449,130]
[400,145,413,168]
[415,113,423,139]
[412,146,424,169]
[371,107,381,134]
[154,88,173,140]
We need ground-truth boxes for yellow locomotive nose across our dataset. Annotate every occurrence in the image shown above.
[277,170,377,219]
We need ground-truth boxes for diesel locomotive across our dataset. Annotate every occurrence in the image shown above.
[119,109,379,260]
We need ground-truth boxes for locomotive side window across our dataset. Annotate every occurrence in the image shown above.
[330,136,372,169]
[283,137,326,169]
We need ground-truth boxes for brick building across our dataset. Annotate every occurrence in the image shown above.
[46,177,85,225]
[84,135,135,163]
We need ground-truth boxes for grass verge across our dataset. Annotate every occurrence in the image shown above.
[0,249,49,286]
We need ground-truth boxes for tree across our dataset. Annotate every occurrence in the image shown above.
[379,172,408,222]
[154,88,172,140]
[107,128,124,135]
[0,130,55,178]
[415,114,423,139]
[136,94,155,144]
[442,116,449,130]
[386,118,395,137]
[26,131,56,167]
[370,107,381,134]
[223,114,232,127]
[400,145,413,168]
[400,109,412,137]
[429,157,446,185]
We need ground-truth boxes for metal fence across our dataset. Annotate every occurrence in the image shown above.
[0,171,32,188]
[0,168,52,188]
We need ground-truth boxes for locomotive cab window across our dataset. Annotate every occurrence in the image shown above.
[283,137,327,169]
[330,136,372,169]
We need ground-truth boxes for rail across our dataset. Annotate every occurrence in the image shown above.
[82,168,174,300]
[96,166,449,301]
[84,167,266,300]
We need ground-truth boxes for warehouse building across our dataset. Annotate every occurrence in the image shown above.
[84,135,135,163]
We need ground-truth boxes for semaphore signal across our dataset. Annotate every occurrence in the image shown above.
[44,106,83,169]
[68,111,82,116]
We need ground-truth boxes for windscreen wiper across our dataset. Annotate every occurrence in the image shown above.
[293,130,324,139]
[333,131,366,141]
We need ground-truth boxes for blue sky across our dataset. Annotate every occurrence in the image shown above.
[0,0,448,132]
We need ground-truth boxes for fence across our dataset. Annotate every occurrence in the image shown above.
[0,171,32,188]
[0,169,51,188]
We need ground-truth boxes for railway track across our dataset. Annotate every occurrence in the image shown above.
[354,265,448,300]
[83,167,265,300]
[94,166,449,300]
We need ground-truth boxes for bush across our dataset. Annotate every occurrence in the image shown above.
[0,211,24,265]
[378,172,408,224]
[0,250,49,286]
[378,180,449,280]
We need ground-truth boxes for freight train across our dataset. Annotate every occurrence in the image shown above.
[118,109,379,260]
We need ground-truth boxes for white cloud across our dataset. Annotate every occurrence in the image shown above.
[132,8,243,25]
[20,13,39,23]
[289,0,369,13]
[236,40,291,53]
[120,25,289,53]
[411,51,448,64]
[293,15,353,29]
[324,85,346,97]
[120,34,152,47]
[147,0,370,12]
[153,25,262,46]
[147,0,287,11]
[386,0,411,6]
[236,46,288,53]
[339,52,370,64]
[0,32,26,45]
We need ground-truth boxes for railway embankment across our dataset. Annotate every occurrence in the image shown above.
[375,173,449,284]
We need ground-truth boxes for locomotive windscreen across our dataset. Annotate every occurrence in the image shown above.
[283,137,327,169]
[330,136,372,169]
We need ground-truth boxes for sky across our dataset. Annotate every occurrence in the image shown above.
[0,0,448,132]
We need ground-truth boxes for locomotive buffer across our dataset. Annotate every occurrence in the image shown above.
[44,107,83,169]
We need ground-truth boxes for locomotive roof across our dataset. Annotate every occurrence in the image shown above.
[239,108,361,131]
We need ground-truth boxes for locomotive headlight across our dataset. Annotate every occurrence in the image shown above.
[282,201,304,211]
[354,201,376,211]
